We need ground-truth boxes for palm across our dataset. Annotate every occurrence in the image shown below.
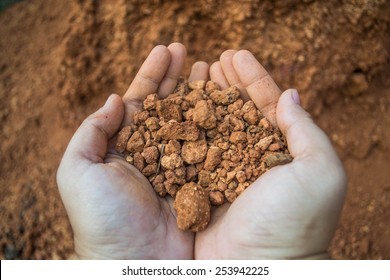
[195,163,338,259]
[71,150,193,259]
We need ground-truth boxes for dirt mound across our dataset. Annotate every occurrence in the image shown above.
[0,0,389,259]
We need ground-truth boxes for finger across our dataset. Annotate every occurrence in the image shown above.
[188,61,209,81]
[220,49,249,101]
[62,94,124,166]
[123,45,171,103]
[157,42,187,98]
[277,89,345,175]
[232,50,281,126]
[209,61,229,89]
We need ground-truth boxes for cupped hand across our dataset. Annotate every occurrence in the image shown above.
[195,50,347,259]
[57,43,209,259]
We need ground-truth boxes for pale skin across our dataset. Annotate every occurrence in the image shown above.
[57,43,347,259]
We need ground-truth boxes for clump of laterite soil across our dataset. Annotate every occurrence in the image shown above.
[115,79,292,232]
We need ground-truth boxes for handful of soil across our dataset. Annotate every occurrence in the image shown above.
[115,79,292,232]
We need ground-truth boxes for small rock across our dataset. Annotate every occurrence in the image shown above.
[165,182,178,197]
[174,182,210,232]
[143,93,159,110]
[255,135,274,151]
[125,155,134,164]
[153,182,166,197]
[235,170,247,183]
[198,170,211,187]
[188,80,206,90]
[227,99,244,113]
[185,89,204,106]
[209,191,224,205]
[236,182,249,195]
[193,100,217,129]
[165,140,181,155]
[185,165,198,181]
[218,180,228,192]
[161,154,184,170]
[268,143,281,151]
[210,86,240,105]
[165,170,186,185]
[126,131,145,153]
[181,139,208,164]
[204,146,222,171]
[156,99,182,122]
[145,117,160,131]
[243,109,260,125]
[259,118,270,129]
[229,115,245,131]
[115,126,133,153]
[205,80,220,93]
[225,189,237,203]
[141,146,159,164]
[142,163,158,176]
[157,121,199,141]
[133,111,149,125]
[133,152,145,171]
[262,152,293,168]
[229,131,247,143]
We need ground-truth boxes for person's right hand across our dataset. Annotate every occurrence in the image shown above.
[195,50,347,259]
[57,43,210,259]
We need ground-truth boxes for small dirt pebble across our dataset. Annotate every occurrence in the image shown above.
[115,79,292,231]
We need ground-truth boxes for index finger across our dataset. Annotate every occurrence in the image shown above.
[123,45,171,103]
[122,45,171,125]
[232,50,281,127]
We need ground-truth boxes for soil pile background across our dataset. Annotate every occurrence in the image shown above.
[0,0,389,259]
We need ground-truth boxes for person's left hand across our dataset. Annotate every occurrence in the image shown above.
[57,43,209,259]
[194,50,346,259]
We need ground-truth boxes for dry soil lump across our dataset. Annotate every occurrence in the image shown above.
[174,182,211,232]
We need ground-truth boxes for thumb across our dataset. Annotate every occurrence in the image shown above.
[59,94,124,173]
[276,88,346,188]
[277,89,335,161]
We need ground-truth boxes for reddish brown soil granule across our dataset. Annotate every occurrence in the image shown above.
[115,79,292,231]
[174,182,211,232]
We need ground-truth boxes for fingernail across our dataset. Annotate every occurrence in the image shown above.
[237,50,256,64]
[104,94,115,107]
[291,89,300,105]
